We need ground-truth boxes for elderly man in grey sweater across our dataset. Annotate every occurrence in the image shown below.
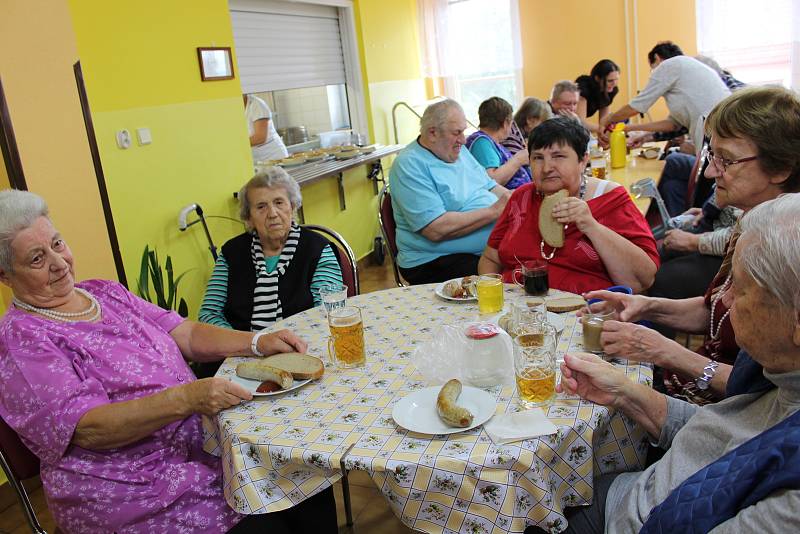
[543,193,800,533]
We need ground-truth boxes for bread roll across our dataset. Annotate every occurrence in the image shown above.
[539,189,568,248]
[262,353,324,380]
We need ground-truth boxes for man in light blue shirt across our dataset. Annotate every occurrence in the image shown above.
[389,99,510,284]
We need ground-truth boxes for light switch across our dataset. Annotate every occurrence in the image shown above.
[136,128,152,145]
[115,129,131,149]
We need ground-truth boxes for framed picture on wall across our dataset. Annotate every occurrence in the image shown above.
[197,47,234,81]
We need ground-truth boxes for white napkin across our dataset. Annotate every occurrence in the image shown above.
[484,408,558,445]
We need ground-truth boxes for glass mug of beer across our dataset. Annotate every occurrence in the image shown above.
[474,273,504,314]
[512,260,549,296]
[513,322,558,408]
[327,306,366,368]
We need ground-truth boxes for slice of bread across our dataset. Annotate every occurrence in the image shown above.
[261,353,325,380]
[539,189,568,248]
[546,296,586,313]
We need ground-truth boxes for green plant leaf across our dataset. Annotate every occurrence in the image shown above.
[137,245,152,302]
[166,255,175,310]
[178,298,189,318]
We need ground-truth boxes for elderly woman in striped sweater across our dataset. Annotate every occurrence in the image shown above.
[199,168,342,350]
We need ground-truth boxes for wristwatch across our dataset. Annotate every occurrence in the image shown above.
[695,360,719,390]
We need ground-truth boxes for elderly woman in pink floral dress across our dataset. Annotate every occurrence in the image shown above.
[0,190,337,533]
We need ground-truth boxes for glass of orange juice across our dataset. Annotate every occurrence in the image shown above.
[327,306,366,368]
[513,322,558,408]
[475,273,504,314]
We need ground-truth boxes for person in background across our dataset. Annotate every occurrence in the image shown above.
[501,97,552,157]
[651,186,742,307]
[695,54,746,91]
[389,99,510,284]
[466,97,531,189]
[591,86,800,405]
[548,80,581,120]
[244,93,288,164]
[601,41,730,152]
[200,167,343,334]
[575,59,621,134]
[0,189,338,533]
[479,117,659,294]
[198,168,342,380]
[539,194,800,534]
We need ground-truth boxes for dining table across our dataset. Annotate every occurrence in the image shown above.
[204,283,653,533]
[611,145,667,214]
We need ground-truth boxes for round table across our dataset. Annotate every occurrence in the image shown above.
[204,284,652,533]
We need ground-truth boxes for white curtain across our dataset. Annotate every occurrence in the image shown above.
[696,0,799,90]
[416,0,524,121]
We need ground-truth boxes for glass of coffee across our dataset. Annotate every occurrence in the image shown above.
[512,260,549,296]
[513,322,558,408]
[327,306,366,367]
[581,309,614,354]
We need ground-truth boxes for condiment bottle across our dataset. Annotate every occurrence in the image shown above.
[609,123,627,169]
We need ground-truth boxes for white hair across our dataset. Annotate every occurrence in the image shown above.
[738,193,800,312]
[0,189,49,272]
[238,167,302,227]
[419,99,464,135]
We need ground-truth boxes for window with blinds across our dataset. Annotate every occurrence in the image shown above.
[230,6,347,93]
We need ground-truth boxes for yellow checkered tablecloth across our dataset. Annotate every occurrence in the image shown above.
[204,284,652,533]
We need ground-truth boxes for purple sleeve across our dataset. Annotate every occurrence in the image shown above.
[0,322,110,464]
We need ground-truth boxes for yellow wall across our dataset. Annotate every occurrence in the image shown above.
[0,164,8,317]
[0,0,117,283]
[67,0,253,317]
[518,0,697,124]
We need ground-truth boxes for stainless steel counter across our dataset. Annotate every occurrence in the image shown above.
[281,144,404,188]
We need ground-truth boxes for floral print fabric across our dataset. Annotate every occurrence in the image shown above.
[0,280,241,533]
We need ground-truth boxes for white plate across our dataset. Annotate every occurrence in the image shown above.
[392,385,496,435]
[229,375,312,397]
[434,278,477,301]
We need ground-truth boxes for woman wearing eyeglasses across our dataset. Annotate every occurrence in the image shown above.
[585,86,800,405]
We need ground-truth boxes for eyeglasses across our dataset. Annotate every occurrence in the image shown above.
[702,146,758,173]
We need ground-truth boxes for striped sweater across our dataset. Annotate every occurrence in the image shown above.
[198,245,342,329]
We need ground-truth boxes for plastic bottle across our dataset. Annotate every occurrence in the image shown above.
[610,123,627,169]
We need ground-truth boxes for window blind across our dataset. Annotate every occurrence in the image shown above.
[231,7,346,93]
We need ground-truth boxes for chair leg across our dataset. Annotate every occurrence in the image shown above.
[339,443,356,527]
[340,469,354,527]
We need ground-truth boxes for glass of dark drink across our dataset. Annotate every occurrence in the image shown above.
[512,260,549,296]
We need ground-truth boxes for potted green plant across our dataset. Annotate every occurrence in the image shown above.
[136,245,190,317]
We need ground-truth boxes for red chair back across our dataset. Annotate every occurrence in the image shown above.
[0,415,39,480]
[304,224,360,296]
[377,186,406,287]
[685,153,703,211]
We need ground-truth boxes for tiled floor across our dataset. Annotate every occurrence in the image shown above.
[0,260,410,534]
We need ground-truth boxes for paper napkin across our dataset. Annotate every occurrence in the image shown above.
[484,408,558,445]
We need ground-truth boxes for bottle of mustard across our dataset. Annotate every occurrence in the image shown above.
[610,123,627,169]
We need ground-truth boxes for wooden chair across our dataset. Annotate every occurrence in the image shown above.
[304,224,360,296]
[0,416,49,533]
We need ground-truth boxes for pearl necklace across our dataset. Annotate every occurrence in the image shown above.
[540,175,588,260]
[709,275,732,340]
[13,287,102,322]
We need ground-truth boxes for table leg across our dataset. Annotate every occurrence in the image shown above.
[339,443,357,527]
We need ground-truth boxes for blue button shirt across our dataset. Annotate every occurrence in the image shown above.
[388,140,498,268]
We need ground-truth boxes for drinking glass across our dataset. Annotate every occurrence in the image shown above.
[511,296,547,334]
[475,273,504,314]
[512,260,549,296]
[513,322,558,408]
[318,282,348,316]
[581,308,614,354]
[327,306,366,368]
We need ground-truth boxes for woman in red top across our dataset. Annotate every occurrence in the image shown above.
[479,116,659,294]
